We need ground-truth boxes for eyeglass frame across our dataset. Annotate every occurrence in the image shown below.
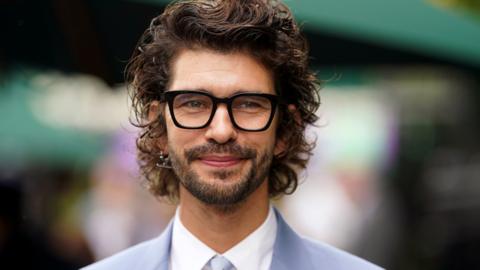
[161,90,279,132]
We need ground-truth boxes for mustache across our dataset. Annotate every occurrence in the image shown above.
[185,142,257,163]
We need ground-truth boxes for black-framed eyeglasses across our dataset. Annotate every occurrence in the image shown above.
[162,90,278,132]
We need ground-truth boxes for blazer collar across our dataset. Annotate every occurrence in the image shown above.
[270,208,315,270]
[141,208,313,270]
[139,220,173,270]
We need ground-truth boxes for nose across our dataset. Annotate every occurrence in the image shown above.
[204,104,238,144]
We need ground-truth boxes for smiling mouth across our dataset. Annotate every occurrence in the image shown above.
[198,155,246,168]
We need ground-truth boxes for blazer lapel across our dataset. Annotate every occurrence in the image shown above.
[133,209,315,270]
[137,220,173,270]
[270,209,314,270]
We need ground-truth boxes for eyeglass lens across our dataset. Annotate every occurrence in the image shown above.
[171,92,273,130]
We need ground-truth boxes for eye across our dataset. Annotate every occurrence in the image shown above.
[237,101,262,109]
[233,96,271,111]
[173,93,211,110]
[182,100,206,108]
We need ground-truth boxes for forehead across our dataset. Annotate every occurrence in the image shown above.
[168,49,275,96]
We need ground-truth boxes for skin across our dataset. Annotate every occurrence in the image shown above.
[163,49,284,253]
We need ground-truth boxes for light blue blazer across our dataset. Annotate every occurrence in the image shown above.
[82,209,384,270]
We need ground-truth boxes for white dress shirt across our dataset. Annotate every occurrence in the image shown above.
[169,206,277,270]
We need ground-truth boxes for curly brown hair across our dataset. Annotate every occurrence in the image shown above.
[126,0,320,202]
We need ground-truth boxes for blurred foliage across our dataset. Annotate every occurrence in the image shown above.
[429,0,480,16]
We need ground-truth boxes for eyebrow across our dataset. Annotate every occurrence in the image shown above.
[168,88,272,96]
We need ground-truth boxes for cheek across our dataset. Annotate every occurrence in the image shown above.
[165,107,185,143]
[244,131,277,152]
[165,110,183,150]
[166,122,204,153]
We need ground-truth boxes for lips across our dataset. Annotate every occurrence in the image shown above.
[198,155,244,168]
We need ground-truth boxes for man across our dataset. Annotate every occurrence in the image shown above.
[83,0,383,269]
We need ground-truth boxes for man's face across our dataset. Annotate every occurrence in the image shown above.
[164,49,280,206]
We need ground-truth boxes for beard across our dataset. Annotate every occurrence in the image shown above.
[168,141,273,209]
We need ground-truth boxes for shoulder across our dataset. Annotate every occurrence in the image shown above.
[301,237,384,270]
[272,208,384,270]
[80,237,161,270]
[81,222,173,270]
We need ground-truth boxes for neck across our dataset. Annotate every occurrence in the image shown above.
[178,181,270,253]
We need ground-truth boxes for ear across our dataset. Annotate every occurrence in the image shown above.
[148,100,161,122]
[274,104,300,157]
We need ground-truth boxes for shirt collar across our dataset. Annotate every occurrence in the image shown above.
[170,206,277,270]
[223,206,277,270]
[170,209,216,270]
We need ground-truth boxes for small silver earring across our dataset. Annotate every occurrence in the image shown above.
[156,151,172,169]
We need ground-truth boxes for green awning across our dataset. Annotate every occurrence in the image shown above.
[129,0,480,67]
[0,71,106,167]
